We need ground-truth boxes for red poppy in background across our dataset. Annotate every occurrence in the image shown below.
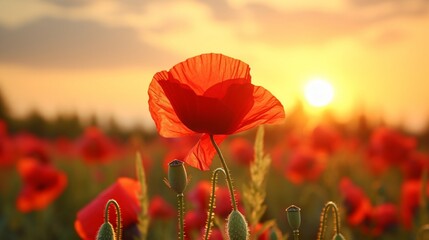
[399,180,429,229]
[214,185,243,218]
[16,158,67,212]
[285,146,327,184]
[200,228,223,240]
[400,151,429,180]
[228,137,254,166]
[0,121,15,167]
[148,53,285,170]
[367,127,416,174]
[310,125,341,154]
[76,127,117,163]
[14,133,50,164]
[184,210,207,238]
[187,180,243,218]
[148,195,175,220]
[74,178,141,240]
[250,223,270,240]
[339,178,372,226]
[188,181,212,210]
[368,203,398,236]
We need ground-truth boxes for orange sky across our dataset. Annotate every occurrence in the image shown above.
[1,0,429,132]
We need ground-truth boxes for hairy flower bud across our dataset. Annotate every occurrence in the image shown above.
[332,233,346,240]
[227,210,249,240]
[96,222,115,240]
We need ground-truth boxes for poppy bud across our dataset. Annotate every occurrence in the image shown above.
[286,205,301,231]
[332,233,346,240]
[96,222,116,240]
[167,160,188,194]
[227,210,249,240]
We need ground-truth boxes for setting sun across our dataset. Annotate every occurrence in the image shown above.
[304,78,335,107]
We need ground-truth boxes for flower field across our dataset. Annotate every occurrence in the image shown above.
[0,53,428,240]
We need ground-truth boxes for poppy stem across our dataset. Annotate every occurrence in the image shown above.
[104,199,121,240]
[209,134,237,211]
[204,168,226,240]
[177,193,185,240]
[317,201,341,240]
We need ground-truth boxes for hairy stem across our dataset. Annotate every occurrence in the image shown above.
[178,193,185,240]
[318,201,341,240]
[204,168,226,240]
[104,199,121,240]
[209,135,237,211]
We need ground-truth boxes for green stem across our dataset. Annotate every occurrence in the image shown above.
[318,201,341,240]
[293,230,300,240]
[209,135,237,211]
[178,193,185,240]
[104,199,121,240]
[204,168,226,240]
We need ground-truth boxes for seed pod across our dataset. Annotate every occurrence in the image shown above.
[286,205,301,231]
[227,210,249,240]
[167,160,188,194]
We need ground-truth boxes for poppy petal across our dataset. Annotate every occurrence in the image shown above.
[148,71,195,138]
[184,134,226,170]
[16,158,67,212]
[159,80,254,134]
[74,178,140,240]
[234,85,285,133]
[169,53,251,95]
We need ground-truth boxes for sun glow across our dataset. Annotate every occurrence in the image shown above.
[304,78,335,107]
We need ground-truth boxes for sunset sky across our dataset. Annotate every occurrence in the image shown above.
[1,0,429,132]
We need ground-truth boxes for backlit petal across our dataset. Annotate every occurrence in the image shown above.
[234,85,285,133]
[169,53,251,95]
[148,71,195,137]
[184,134,226,170]
[159,80,253,134]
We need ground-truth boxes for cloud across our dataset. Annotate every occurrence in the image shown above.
[0,17,177,69]
[237,4,365,46]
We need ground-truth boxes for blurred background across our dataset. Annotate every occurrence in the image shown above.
[1,0,429,239]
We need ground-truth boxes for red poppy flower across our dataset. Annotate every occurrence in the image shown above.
[16,158,67,212]
[148,195,175,220]
[228,137,254,166]
[400,151,429,180]
[184,210,207,238]
[399,180,429,229]
[76,127,117,163]
[0,121,15,167]
[368,203,398,236]
[310,125,341,154]
[214,185,243,218]
[148,53,285,170]
[250,223,270,240]
[14,133,50,164]
[367,127,416,172]
[200,228,223,240]
[188,181,212,210]
[74,178,141,240]
[339,178,372,226]
[285,146,327,184]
